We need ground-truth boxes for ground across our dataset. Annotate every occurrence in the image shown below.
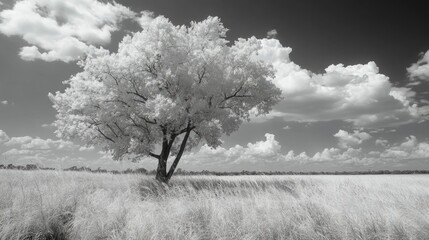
[1,170,428,239]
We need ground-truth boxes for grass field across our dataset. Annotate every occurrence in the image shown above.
[0,170,428,240]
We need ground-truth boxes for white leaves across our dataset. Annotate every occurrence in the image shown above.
[50,15,281,160]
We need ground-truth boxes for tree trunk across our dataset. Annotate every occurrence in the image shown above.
[154,126,193,183]
[155,157,168,183]
[166,129,191,180]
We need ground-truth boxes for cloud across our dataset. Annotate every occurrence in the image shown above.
[182,133,284,166]
[1,134,83,168]
[255,38,428,128]
[0,130,149,170]
[179,130,429,170]
[380,135,429,159]
[249,109,287,122]
[5,136,78,150]
[311,147,362,163]
[79,145,95,151]
[136,10,154,28]
[0,0,135,62]
[1,100,7,105]
[0,129,9,144]
[334,129,372,148]
[181,133,369,167]
[266,29,277,39]
[407,50,429,81]
[375,139,389,148]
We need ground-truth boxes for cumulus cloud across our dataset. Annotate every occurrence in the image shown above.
[0,0,135,62]
[179,130,429,170]
[1,132,84,167]
[182,133,284,166]
[136,10,154,28]
[407,50,429,81]
[0,130,150,170]
[312,147,362,163]
[255,38,428,128]
[375,139,389,148]
[1,100,7,105]
[5,136,78,150]
[79,145,95,151]
[334,129,372,148]
[266,29,278,39]
[380,135,429,159]
[0,129,9,144]
[181,133,369,167]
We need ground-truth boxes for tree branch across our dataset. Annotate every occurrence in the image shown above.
[149,152,160,159]
[219,83,252,106]
[97,128,115,143]
[126,91,148,102]
[198,66,206,84]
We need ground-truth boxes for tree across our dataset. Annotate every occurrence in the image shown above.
[49,16,282,183]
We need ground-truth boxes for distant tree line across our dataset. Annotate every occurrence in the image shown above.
[0,164,55,171]
[1,164,428,175]
[63,166,148,174]
[170,169,429,175]
[0,164,147,174]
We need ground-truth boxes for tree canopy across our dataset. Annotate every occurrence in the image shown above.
[49,15,282,182]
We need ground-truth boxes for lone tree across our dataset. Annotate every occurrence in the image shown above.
[49,16,281,183]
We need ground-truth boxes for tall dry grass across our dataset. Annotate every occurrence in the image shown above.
[1,170,428,239]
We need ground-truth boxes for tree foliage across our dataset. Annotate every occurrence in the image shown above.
[49,16,282,182]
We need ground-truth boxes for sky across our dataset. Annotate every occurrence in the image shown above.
[0,0,428,172]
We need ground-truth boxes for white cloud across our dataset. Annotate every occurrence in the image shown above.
[266,29,277,39]
[136,10,154,28]
[250,109,287,123]
[79,145,95,151]
[181,133,368,166]
[5,136,78,150]
[0,130,149,170]
[0,0,135,62]
[312,147,362,163]
[255,38,428,128]
[179,130,429,169]
[380,135,429,159]
[334,129,372,148]
[0,129,9,144]
[407,50,429,81]
[1,100,7,105]
[182,133,284,166]
[375,139,389,148]
[4,136,33,146]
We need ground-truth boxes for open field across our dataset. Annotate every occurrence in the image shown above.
[0,170,428,239]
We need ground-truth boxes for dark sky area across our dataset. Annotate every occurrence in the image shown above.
[122,0,429,81]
